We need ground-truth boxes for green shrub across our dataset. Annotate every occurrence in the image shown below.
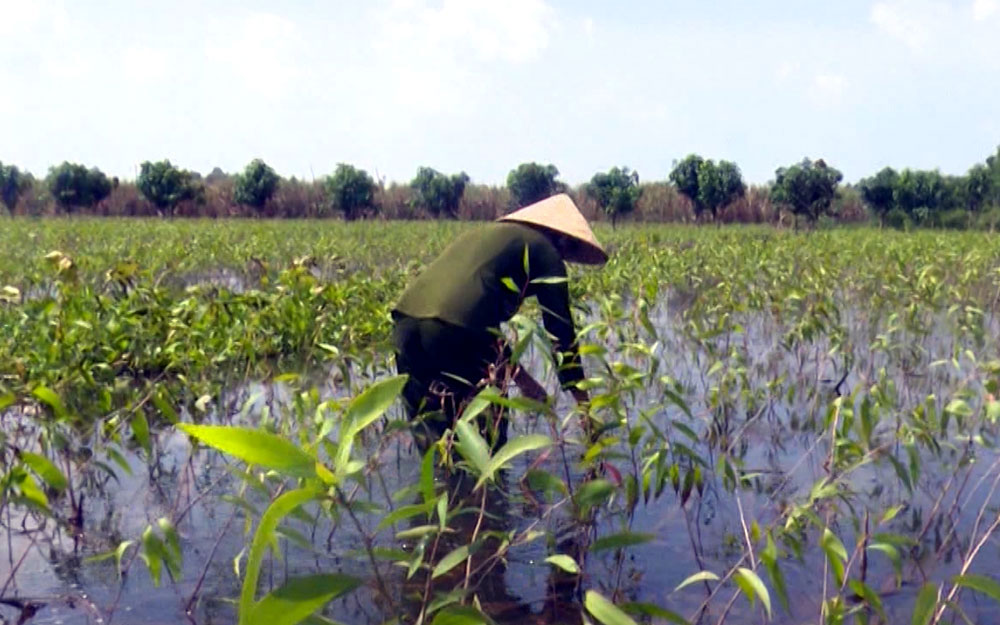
[410,167,469,219]
[506,163,562,208]
[885,207,911,230]
[47,162,112,213]
[137,160,202,217]
[586,166,641,226]
[233,159,280,211]
[325,164,377,220]
[933,209,970,230]
[973,205,1000,231]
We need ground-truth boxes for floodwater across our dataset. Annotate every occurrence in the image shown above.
[3,301,1000,625]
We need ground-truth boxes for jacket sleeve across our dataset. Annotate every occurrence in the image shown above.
[527,245,585,389]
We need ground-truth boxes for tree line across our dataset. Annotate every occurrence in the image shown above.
[1,147,999,228]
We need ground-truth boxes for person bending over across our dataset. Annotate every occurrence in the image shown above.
[391,193,607,445]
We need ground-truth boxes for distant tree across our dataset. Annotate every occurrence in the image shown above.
[890,169,955,224]
[697,159,745,222]
[858,166,899,226]
[47,162,112,213]
[506,162,562,208]
[205,167,229,186]
[770,158,843,226]
[586,166,641,226]
[233,159,280,211]
[137,160,202,217]
[968,146,1000,210]
[0,161,32,212]
[668,154,706,219]
[669,155,744,222]
[325,163,377,220]
[410,167,470,219]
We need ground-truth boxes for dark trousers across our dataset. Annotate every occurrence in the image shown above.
[392,312,510,447]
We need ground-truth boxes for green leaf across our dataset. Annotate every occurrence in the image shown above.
[525,469,568,498]
[32,386,67,419]
[453,420,491,476]
[240,487,323,625]
[867,541,902,585]
[944,399,974,418]
[335,375,408,471]
[529,276,569,285]
[132,412,151,455]
[432,545,470,579]
[425,590,466,618]
[141,525,166,587]
[157,517,183,580]
[848,579,887,621]
[420,445,437,505]
[375,502,434,532]
[620,602,689,625]
[0,392,15,412]
[674,570,719,593]
[396,525,440,540]
[500,276,519,293]
[821,528,846,559]
[114,540,134,576]
[342,375,408,438]
[249,574,361,625]
[152,390,178,424]
[734,567,771,619]
[544,554,580,574]
[474,434,551,489]
[585,590,639,625]
[436,493,448,530]
[178,424,315,477]
[590,532,655,552]
[574,478,615,515]
[821,528,848,586]
[761,533,789,613]
[911,583,938,625]
[880,504,905,525]
[19,451,68,491]
[16,473,49,509]
[301,616,348,625]
[952,574,1000,603]
[430,605,492,625]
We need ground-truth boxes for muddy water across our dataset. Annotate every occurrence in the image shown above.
[3,305,1000,624]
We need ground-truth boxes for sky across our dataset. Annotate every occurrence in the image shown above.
[2,0,998,186]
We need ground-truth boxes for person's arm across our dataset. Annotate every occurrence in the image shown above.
[569,387,590,404]
[513,366,548,403]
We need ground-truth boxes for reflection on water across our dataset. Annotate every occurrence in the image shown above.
[3,303,1000,624]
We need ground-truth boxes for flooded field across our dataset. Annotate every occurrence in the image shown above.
[3,220,1000,625]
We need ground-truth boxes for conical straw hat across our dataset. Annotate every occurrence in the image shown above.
[498,194,608,265]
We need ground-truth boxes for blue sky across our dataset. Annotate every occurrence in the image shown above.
[2,0,998,185]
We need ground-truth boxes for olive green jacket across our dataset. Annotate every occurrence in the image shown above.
[394,222,584,388]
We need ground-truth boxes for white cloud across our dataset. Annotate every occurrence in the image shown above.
[376,0,556,65]
[870,0,952,48]
[121,47,171,83]
[368,0,556,117]
[582,17,595,39]
[0,0,68,37]
[811,73,848,102]
[973,0,999,20]
[774,61,801,81]
[205,12,301,93]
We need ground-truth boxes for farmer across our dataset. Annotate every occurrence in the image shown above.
[391,193,607,444]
